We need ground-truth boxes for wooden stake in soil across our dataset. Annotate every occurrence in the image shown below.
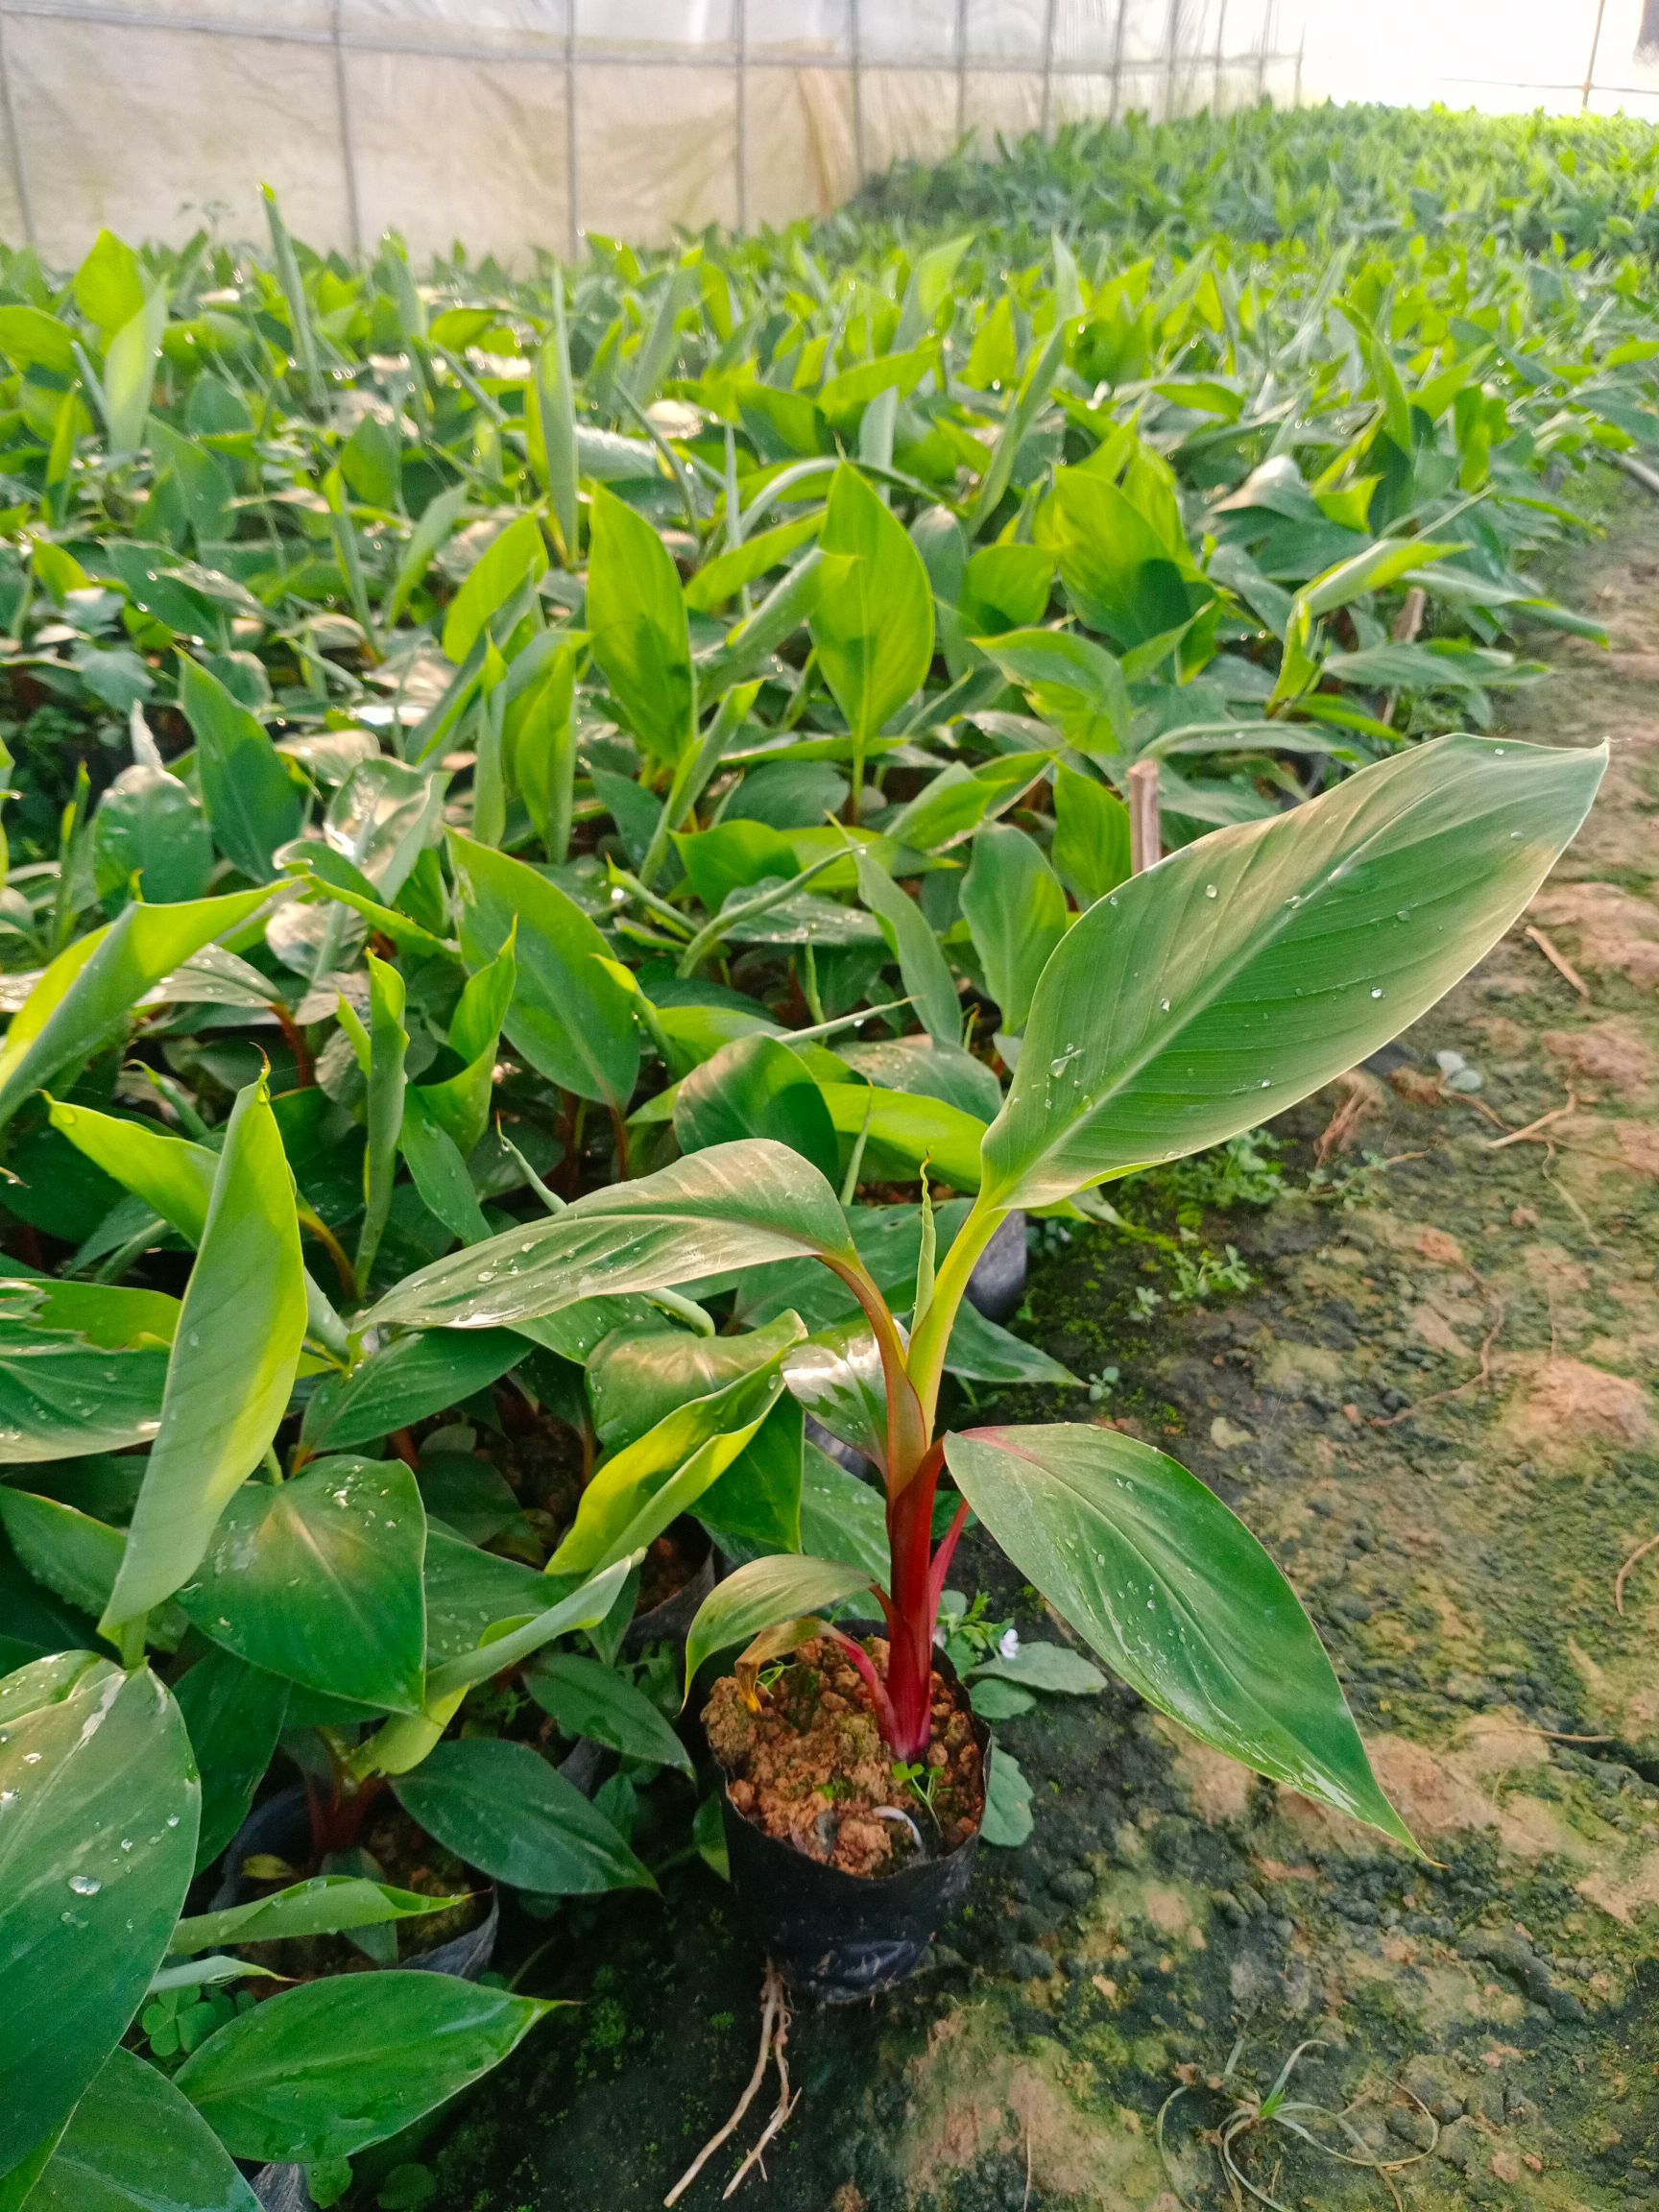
[1127,757,1161,875]
[664,1961,797,2206]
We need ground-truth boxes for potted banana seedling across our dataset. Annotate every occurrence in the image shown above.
[354,733,1599,1999]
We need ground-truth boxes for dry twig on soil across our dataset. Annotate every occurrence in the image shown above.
[1524,924,1592,999]
[1614,1530,1659,1616]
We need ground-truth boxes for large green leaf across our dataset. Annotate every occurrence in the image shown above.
[175,658,302,879]
[171,1646,288,1872]
[945,1424,1411,1844]
[301,1328,523,1453]
[421,1525,557,1666]
[1051,764,1131,904]
[673,1034,839,1185]
[442,513,547,665]
[47,1100,216,1239]
[0,887,273,1131]
[176,1457,426,1714]
[854,849,961,1045]
[366,1141,856,1332]
[960,824,1070,1036]
[21,2048,258,2212]
[522,1651,692,1774]
[819,1081,986,1192]
[450,831,639,1112]
[175,1972,553,2163]
[92,762,214,905]
[977,629,1130,757]
[683,1552,871,1693]
[0,1489,123,1619]
[0,1654,200,2177]
[979,733,1605,1211]
[809,464,934,751]
[172,1875,463,1956]
[549,1314,802,1578]
[586,486,694,765]
[391,1739,654,1893]
[0,1278,175,1463]
[799,1443,889,1580]
[102,1078,308,1630]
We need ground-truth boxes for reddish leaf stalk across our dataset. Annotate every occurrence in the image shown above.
[878,1436,952,1763]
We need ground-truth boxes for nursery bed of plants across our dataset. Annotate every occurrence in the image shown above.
[0,96,1655,2212]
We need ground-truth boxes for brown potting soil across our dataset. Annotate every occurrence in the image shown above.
[704,1635,984,1877]
[637,1520,707,1614]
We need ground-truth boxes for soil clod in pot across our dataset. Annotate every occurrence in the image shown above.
[705,1635,983,1877]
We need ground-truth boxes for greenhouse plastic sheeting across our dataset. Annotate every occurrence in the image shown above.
[0,0,1308,261]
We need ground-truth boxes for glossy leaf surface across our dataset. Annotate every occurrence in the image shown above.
[368,1142,856,1332]
[0,1654,199,2176]
[946,1424,1411,1842]
[683,1552,871,1692]
[176,1457,427,1713]
[22,2048,258,2212]
[980,735,1605,1210]
[392,1739,654,1893]
[103,1079,307,1628]
[176,1972,552,2163]
[450,831,639,1110]
[0,887,273,1132]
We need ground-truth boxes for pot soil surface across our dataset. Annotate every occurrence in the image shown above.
[406,475,1659,2210]
[705,1636,983,1878]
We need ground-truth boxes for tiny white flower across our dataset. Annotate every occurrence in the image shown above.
[998,1628,1021,1661]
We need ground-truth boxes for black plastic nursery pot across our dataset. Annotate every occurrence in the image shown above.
[217,1791,499,2212]
[965,1209,1028,1325]
[623,1515,715,1656]
[714,1633,991,2006]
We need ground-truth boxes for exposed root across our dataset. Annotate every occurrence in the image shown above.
[664,1962,797,2207]
[1524,924,1592,999]
[1485,1087,1579,1152]
[1313,1069,1386,1165]
[1614,1530,1659,1616]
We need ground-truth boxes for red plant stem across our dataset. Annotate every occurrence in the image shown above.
[824,1626,899,1745]
[927,1496,972,1614]
[880,1438,946,1761]
[270,1002,316,1088]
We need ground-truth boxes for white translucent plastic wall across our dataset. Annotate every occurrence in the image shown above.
[1302,0,1659,122]
[0,0,1308,263]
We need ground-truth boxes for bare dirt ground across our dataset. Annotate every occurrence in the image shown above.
[425,476,1659,2212]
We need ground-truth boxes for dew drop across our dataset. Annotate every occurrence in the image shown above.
[1260,1079,1271,1089]
[1159,998,1170,1013]
[1395,907,1409,921]
[165,1814,180,1828]
[67,1874,101,1896]
[1370,987,1383,998]
[1204,883,1217,899]
[22,1752,39,1766]
[0,1790,15,1808]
